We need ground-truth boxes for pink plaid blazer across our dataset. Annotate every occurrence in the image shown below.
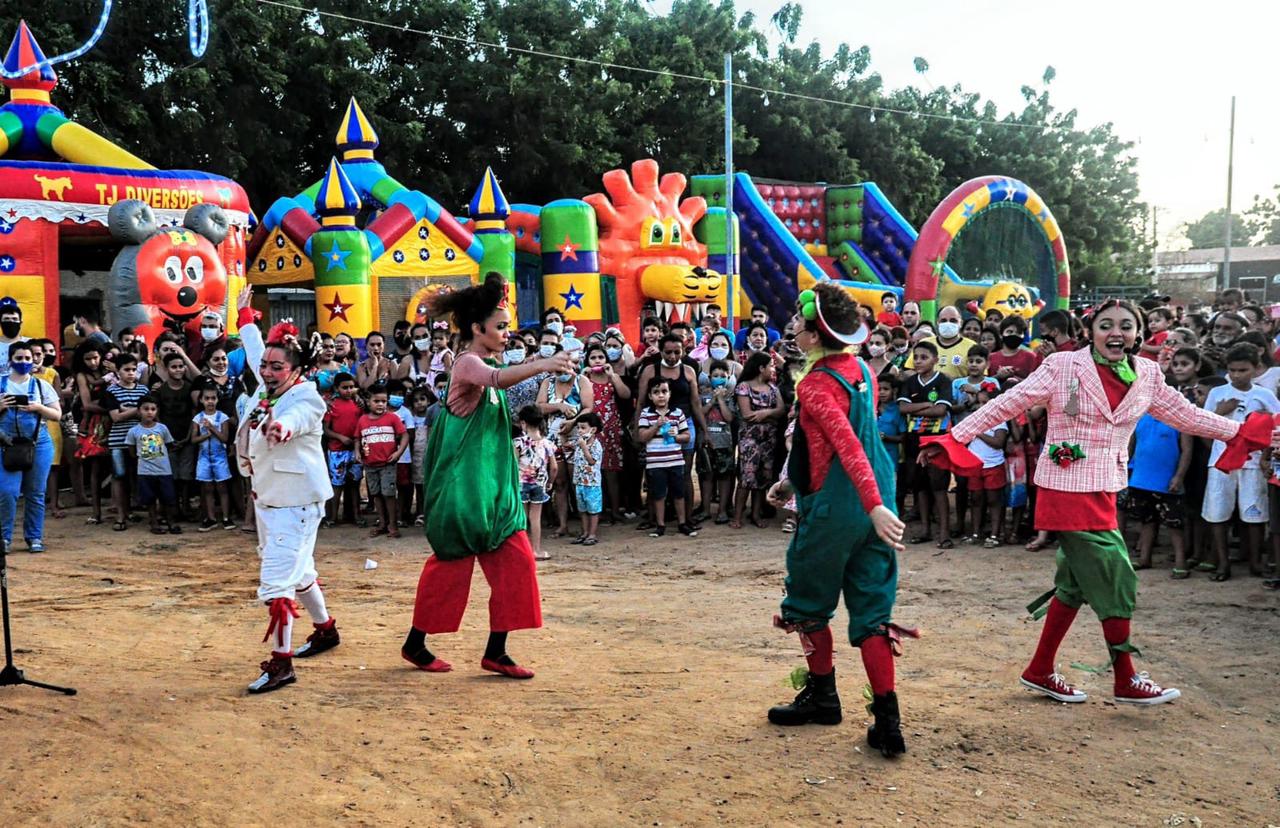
[950,347,1241,493]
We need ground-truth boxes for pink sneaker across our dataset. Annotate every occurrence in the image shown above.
[1114,672,1181,705]
[1020,671,1087,703]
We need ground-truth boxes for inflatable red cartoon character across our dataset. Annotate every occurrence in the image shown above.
[107,199,230,347]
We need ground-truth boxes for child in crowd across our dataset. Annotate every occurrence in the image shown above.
[125,396,180,535]
[322,372,363,527]
[515,405,558,560]
[701,360,737,525]
[964,410,1008,548]
[1138,306,1173,360]
[951,345,999,539]
[988,316,1039,385]
[877,292,902,327]
[105,355,148,530]
[390,390,416,527]
[571,412,604,545]
[152,351,196,519]
[1126,413,1192,576]
[637,378,696,538]
[1184,376,1226,568]
[356,384,409,539]
[405,387,434,526]
[876,378,905,516]
[1201,343,1280,580]
[191,386,234,531]
[898,340,953,548]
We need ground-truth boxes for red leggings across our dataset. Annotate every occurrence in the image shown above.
[411,531,542,634]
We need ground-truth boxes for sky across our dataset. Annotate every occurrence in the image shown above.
[651,0,1279,248]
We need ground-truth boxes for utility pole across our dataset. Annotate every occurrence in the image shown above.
[1223,95,1236,293]
[723,53,736,330]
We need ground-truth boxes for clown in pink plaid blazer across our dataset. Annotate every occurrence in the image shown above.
[949,347,1240,493]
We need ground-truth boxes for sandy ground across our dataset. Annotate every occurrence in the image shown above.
[1,510,1278,827]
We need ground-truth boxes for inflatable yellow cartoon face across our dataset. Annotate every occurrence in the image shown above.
[980,281,1040,320]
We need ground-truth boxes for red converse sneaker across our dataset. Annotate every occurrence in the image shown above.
[1020,671,1087,703]
[247,653,296,694]
[1114,672,1181,705]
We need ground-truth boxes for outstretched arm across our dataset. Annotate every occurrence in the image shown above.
[950,356,1057,445]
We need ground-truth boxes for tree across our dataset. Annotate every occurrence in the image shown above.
[1183,208,1251,249]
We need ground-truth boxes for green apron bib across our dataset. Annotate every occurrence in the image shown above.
[781,359,899,645]
[422,362,526,561]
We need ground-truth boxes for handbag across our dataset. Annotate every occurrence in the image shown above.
[1,377,39,473]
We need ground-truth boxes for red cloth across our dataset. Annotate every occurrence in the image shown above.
[411,530,543,634]
[1101,617,1136,689]
[859,632,895,695]
[920,433,983,476]
[988,348,1041,381]
[877,311,903,327]
[797,353,884,513]
[1138,331,1168,361]
[356,411,406,467]
[323,397,362,451]
[805,626,834,675]
[1214,411,1276,473]
[965,464,1006,490]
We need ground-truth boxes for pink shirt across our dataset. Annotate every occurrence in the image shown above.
[446,352,503,418]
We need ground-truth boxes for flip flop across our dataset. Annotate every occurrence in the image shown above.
[1170,568,1191,580]
[1210,570,1231,582]
[1262,578,1280,590]
[1194,561,1218,572]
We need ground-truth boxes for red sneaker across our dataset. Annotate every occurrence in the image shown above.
[1020,671,1087,703]
[1114,672,1180,705]
[481,657,535,679]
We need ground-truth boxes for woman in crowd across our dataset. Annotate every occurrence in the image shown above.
[733,351,784,528]
[72,341,111,526]
[583,342,630,523]
[0,342,62,552]
[537,347,594,537]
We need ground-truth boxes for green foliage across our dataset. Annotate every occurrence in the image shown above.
[0,0,1147,276]
[1183,208,1251,249]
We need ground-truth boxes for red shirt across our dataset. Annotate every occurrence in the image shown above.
[988,347,1041,381]
[1138,331,1167,361]
[796,353,883,513]
[356,411,406,467]
[877,311,903,327]
[1033,362,1129,532]
[323,397,362,451]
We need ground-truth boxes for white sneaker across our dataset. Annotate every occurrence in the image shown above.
[1114,672,1180,705]
[1020,671,1088,703]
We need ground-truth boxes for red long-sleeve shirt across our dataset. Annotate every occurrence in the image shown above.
[796,353,883,514]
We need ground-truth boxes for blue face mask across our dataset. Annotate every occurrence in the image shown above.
[557,372,574,383]
[389,394,404,409]
[9,360,32,375]
[606,347,622,362]
[710,376,728,388]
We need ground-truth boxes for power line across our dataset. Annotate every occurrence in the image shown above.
[255,0,1073,133]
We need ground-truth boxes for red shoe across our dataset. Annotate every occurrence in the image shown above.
[481,657,535,679]
[401,647,452,673]
[1020,670,1087,703]
[1115,672,1180,705]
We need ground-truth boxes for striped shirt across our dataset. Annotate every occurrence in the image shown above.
[638,406,688,469]
[105,382,149,448]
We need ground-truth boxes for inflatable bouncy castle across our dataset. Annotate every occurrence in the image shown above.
[0,22,249,344]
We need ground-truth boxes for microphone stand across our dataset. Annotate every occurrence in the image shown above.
[0,499,75,695]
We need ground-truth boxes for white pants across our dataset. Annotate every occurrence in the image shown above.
[1202,467,1269,524]
[257,502,324,602]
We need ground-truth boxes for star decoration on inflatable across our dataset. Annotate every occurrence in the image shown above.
[559,234,579,262]
[560,284,585,310]
[323,292,352,322]
[323,240,352,272]
[1000,181,1017,201]
[961,202,975,218]
[0,255,13,272]
[929,256,946,278]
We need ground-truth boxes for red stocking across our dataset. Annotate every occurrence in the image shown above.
[859,633,895,695]
[1025,597,1078,678]
[1101,617,1136,689]
[804,627,834,675]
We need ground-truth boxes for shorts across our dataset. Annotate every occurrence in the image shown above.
[902,433,950,492]
[684,421,697,455]
[110,447,132,480]
[196,449,232,483]
[965,464,1006,491]
[1125,487,1185,529]
[521,481,550,505]
[365,464,397,497]
[137,474,176,507]
[327,450,363,487]
[1202,467,1269,524]
[575,484,603,515]
[172,442,197,482]
[706,445,736,476]
[397,464,411,487]
[647,465,685,501]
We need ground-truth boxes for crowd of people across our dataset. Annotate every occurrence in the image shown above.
[1,286,1278,592]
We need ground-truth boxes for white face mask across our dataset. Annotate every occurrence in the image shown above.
[867,344,886,357]
[200,326,220,342]
[414,338,431,351]
[937,321,960,339]
[545,321,564,336]
[747,341,764,351]
[504,349,526,365]
[539,344,556,359]
[709,345,730,361]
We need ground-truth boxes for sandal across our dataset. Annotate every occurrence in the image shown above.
[1170,568,1191,580]
[1210,569,1231,582]
[908,534,931,545]
[962,534,982,545]
[634,520,654,532]
[782,518,796,534]
[322,519,336,529]
[1025,537,1051,552]
[387,529,402,539]
[112,521,127,532]
[582,537,598,546]
[1262,578,1280,590]
[370,527,388,538]
[937,538,954,550]
[570,535,587,545]
[1193,561,1218,572]
[714,514,731,525]
[983,536,1001,549]
[86,516,102,526]
[150,526,167,535]
[534,552,552,561]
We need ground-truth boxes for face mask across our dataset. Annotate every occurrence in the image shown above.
[867,344,886,357]
[589,364,606,373]
[937,321,960,339]
[43,354,56,367]
[414,338,431,351]
[395,333,410,346]
[0,321,20,338]
[606,347,622,362]
[545,321,564,336]
[747,341,764,351]
[556,372,573,383]
[1002,334,1023,349]
[710,376,728,388]
[539,345,556,359]
[389,395,404,409]
[9,360,32,375]
[505,348,526,365]
[200,326,220,342]
[709,345,730,360]
[895,344,908,353]
[662,357,680,368]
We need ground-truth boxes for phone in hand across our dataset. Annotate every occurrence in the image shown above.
[7,394,29,407]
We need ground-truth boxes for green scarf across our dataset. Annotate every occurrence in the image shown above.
[1091,348,1137,385]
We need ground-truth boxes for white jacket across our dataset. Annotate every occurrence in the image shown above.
[235,322,333,507]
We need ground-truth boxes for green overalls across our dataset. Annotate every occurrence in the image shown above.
[781,361,900,645]
[421,362,526,561]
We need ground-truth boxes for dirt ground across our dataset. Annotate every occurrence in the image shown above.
[1,509,1278,827]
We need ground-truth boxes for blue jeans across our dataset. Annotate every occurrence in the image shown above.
[0,431,53,544]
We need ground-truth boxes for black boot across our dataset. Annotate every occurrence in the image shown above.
[866,691,906,758]
[767,669,842,726]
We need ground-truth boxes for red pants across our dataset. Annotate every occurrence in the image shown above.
[411,531,542,634]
